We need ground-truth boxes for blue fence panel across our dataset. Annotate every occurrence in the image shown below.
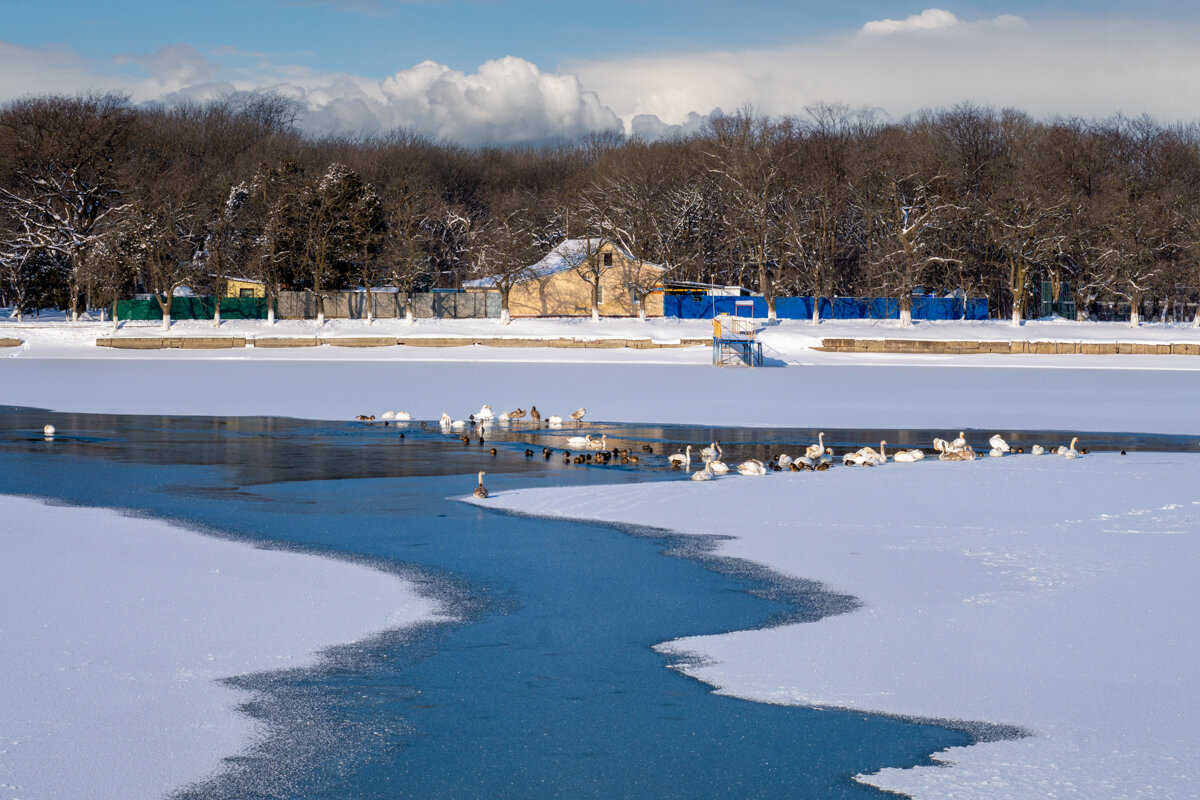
[663,294,989,320]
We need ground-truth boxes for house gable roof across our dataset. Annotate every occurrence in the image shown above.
[463,238,663,289]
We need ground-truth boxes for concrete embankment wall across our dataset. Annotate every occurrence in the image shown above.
[817,338,1200,355]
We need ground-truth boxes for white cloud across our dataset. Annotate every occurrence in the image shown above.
[860,8,963,35]
[568,13,1200,132]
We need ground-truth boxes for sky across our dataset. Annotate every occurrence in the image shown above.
[3,1,1200,145]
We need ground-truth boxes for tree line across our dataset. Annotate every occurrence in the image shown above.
[2,92,1199,326]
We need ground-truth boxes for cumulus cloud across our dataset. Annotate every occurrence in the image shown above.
[569,11,1200,132]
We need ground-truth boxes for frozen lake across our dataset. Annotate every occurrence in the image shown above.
[2,408,1190,798]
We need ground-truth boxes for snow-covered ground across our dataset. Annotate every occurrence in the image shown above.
[4,313,1200,799]
[474,451,1200,799]
[0,496,441,800]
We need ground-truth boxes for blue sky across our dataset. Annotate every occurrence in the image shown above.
[3,2,1200,143]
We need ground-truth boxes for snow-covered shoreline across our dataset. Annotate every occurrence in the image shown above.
[473,452,1200,799]
[0,495,442,800]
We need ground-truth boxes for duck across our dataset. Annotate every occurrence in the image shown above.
[668,445,693,468]
[805,433,826,460]
[641,444,654,453]
[525,449,534,457]
[355,414,375,422]
[570,408,586,423]
[736,459,767,476]
[988,434,1011,453]
[707,460,729,474]
[473,471,488,499]
[701,441,723,462]
[1031,444,1045,455]
[627,455,640,465]
[489,447,497,456]
[691,465,716,481]
[459,435,471,445]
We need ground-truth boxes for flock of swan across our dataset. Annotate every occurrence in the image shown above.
[675,432,1085,482]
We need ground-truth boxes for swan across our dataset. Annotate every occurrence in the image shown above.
[1059,437,1081,458]
[507,408,526,421]
[498,413,511,423]
[394,411,411,421]
[796,455,815,468]
[529,406,541,424]
[473,471,488,499]
[547,415,564,426]
[571,408,586,422]
[818,448,833,466]
[691,465,716,481]
[842,451,859,466]
[43,424,55,437]
[708,460,730,474]
[380,411,396,421]
[893,448,924,462]
[588,435,608,451]
[450,419,468,429]
[701,441,722,461]
[854,440,887,465]
[777,453,793,467]
[1031,444,1045,456]
[439,412,452,428]
[567,434,593,447]
[475,405,494,422]
[939,445,977,461]
[932,438,949,453]
[805,432,825,460]
[951,431,968,451]
[668,445,692,468]
[989,447,1005,457]
[737,459,767,475]
[988,434,1011,453]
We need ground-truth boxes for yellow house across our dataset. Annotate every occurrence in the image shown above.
[465,239,666,317]
[222,277,266,298]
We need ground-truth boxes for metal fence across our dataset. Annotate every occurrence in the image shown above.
[276,290,498,320]
[117,297,270,320]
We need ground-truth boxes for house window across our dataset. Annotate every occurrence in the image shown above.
[239,288,255,298]
[603,252,613,267]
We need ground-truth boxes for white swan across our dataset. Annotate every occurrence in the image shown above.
[701,441,722,462]
[394,411,411,421]
[777,453,793,467]
[380,411,396,421]
[707,460,730,474]
[547,415,564,426]
[668,445,692,468]
[988,434,1011,453]
[439,412,452,428]
[737,459,767,475]
[796,455,815,468]
[1031,444,1046,456]
[1059,437,1081,458]
[43,424,55,437]
[691,465,716,481]
[893,448,924,462]
[450,419,468,429]
[854,440,887,465]
[587,435,609,451]
[498,413,511,423]
[476,405,494,422]
[567,434,593,447]
[818,448,833,466]
[989,447,1005,457]
[932,438,949,454]
[805,432,825,460]
[951,431,968,451]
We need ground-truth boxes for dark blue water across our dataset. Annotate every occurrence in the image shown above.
[0,408,993,799]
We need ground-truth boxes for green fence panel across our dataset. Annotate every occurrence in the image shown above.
[117,297,270,320]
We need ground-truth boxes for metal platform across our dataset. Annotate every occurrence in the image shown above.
[712,313,763,366]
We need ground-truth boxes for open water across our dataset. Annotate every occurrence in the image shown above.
[4,408,1186,799]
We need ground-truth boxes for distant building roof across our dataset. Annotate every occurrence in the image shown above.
[464,238,662,289]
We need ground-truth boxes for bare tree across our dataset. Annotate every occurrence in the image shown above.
[0,93,136,320]
[467,193,548,324]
